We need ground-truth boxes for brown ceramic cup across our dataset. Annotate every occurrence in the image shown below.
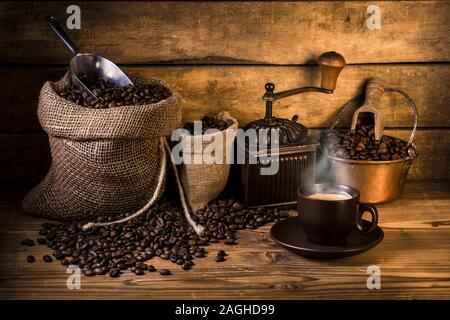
[297,183,378,245]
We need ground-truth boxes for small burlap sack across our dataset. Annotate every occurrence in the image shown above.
[22,72,182,221]
[178,111,238,214]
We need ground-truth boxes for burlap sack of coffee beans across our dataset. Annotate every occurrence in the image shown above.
[23,72,182,220]
[178,111,238,213]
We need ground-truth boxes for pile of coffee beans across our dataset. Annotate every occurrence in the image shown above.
[192,200,287,243]
[321,123,411,161]
[183,116,234,135]
[57,78,172,109]
[23,198,287,278]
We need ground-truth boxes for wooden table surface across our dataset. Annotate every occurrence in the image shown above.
[0,180,449,300]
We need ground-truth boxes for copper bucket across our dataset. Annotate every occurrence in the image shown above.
[324,80,418,203]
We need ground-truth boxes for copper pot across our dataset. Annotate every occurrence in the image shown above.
[328,146,416,203]
[324,81,418,203]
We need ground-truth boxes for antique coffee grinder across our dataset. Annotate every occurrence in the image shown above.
[239,51,346,207]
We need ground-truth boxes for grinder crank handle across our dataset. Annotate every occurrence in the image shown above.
[318,51,346,92]
[350,78,385,141]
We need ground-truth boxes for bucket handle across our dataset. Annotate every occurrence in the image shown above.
[384,88,418,147]
[329,87,418,148]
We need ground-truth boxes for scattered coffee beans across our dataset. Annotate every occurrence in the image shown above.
[57,78,172,109]
[28,197,287,278]
[183,116,234,135]
[322,123,411,161]
[159,269,171,276]
[27,255,35,263]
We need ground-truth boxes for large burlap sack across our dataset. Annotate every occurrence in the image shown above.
[178,111,238,213]
[23,72,182,220]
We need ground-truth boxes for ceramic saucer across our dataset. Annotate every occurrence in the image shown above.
[270,217,384,259]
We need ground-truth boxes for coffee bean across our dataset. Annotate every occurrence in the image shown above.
[186,260,195,267]
[84,269,95,277]
[134,269,145,276]
[160,253,170,260]
[232,202,244,211]
[182,263,191,270]
[194,251,205,258]
[183,254,192,260]
[147,265,156,272]
[217,250,226,256]
[117,263,126,270]
[123,231,134,239]
[159,269,171,276]
[214,255,225,262]
[43,255,53,263]
[27,255,35,263]
[37,238,47,245]
[109,269,120,278]
[94,267,106,275]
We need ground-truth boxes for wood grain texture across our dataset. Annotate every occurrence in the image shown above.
[0,180,449,300]
[1,64,449,131]
[0,128,448,185]
[0,1,449,64]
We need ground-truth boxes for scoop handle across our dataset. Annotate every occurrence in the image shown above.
[46,16,80,55]
[350,78,385,140]
[363,78,385,108]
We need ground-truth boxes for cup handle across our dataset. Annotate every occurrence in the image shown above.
[356,204,378,234]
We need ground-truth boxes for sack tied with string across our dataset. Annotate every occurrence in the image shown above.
[22,72,182,220]
[177,111,238,214]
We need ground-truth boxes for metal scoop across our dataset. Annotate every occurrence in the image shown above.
[46,16,133,99]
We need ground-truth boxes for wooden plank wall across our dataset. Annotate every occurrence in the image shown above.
[0,1,449,184]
